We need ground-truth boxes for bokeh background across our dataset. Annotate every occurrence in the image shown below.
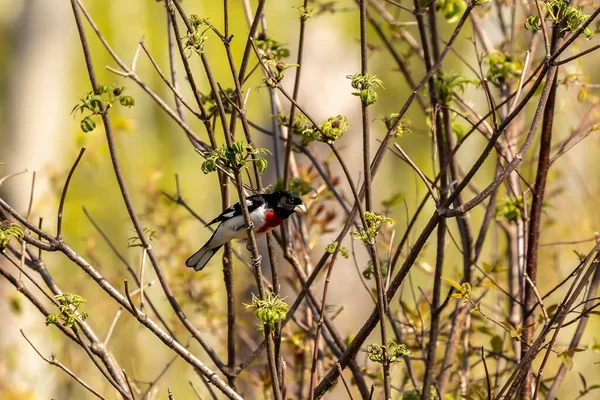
[1,0,599,399]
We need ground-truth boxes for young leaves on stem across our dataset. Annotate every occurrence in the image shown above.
[45,293,89,328]
[71,83,134,133]
[201,141,271,175]
[245,292,289,330]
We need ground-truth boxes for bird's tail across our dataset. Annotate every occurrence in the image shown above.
[185,244,223,271]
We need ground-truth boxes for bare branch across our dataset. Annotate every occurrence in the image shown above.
[21,330,107,400]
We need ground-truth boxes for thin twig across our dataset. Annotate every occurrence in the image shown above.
[139,248,147,311]
[122,369,137,399]
[21,330,107,400]
[336,363,356,400]
[104,282,154,347]
[56,146,86,240]
[481,347,492,400]
[0,169,28,187]
[551,44,600,65]
[524,272,549,322]
[189,381,206,400]
[533,0,551,57]
[124,279,141,318]
[393,143,439,204]
[19,171,36,282]
[75,0,209,150]
[139,40,201,119]
[509,51,531,113]
[72,327,131,399]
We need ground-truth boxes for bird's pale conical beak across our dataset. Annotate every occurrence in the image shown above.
[294,203,307,213]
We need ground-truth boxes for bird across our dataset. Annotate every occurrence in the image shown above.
[185,190,306,271]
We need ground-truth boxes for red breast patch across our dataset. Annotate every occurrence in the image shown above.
[256,210,285,233]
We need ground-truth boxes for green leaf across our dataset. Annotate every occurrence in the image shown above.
[431,70,477,105]
[525,15,541,31]
[496,198,522,223]
[325,241,349,258]
[201,141,271,175]
[270,178,314,196]
[351,212,394,245]
[97,83,110,94]
[382,193,406,208]
[486,52,522,84]
[347,73,384,106]
[499,320,515,331]
[45,293,89,328]
[491,335,503,353]
[0,221,24,250]
[293,6,314,21]
[255,157,268,173]
[119,95,135,107]
[274,113,317,144]
[573,250,587,262]
[560,353,574,370]
[436,0,467,23]
[366,340,412,364]
[127,227,157,248]
[470,302,481,314]
[482,262,493,273]
[317,115,349,144]
[578,86,588,103]
[376,114,411,137]
[442,277,463,291]
[8,294,22,315]
[255,33,290,61]
[244,292,289,330]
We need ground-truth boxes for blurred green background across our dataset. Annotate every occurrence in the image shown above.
[1,0,599,399]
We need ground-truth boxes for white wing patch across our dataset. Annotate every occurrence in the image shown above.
[246,199,254,207]
[222,211,235,219]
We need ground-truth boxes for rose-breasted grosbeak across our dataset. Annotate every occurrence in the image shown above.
[185,191,306,271]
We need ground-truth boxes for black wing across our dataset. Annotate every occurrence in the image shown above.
[204,194,266,226]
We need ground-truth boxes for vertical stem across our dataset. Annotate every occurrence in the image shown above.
[421,4,449,400]
[166,13,185,120]
[280,0,310,282]
[237,0,266,83]
[359,0,390,398]
[359,9,371,214]
[220,2,236,390]
[521,26,561,399]
[283,0,309,188]
[222,181,237,391]
[437,134,475,395]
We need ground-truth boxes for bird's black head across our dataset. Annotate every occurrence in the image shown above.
[268,191,306,218]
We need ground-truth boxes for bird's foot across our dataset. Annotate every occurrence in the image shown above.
[252,254,263,270]
[245,221,255,231]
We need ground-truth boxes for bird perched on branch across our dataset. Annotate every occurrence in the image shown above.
[185,191,306,271]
